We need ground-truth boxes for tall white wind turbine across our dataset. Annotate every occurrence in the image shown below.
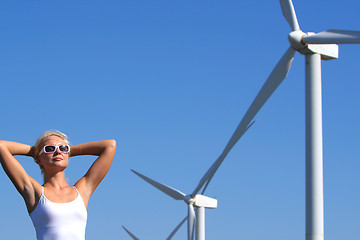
[231,1,360,239]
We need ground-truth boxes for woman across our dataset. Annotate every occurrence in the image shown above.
[0,130,116,240]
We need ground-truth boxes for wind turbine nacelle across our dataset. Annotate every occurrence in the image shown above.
[301,32,338,60]
[194,195,218,209]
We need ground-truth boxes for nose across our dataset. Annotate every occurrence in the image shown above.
[54,146,62,155]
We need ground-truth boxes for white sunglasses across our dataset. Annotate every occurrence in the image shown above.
[40,145,70,154]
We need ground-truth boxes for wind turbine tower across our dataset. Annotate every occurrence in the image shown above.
[235,1,360,239]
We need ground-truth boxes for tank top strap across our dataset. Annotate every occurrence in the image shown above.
[41,186,44,196]
[73,186,80,195]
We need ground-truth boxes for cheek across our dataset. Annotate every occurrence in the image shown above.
[63,155,70,163]
[37,154,51,164]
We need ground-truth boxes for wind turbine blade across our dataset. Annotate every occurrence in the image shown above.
[199,121,255,195]
[166,216,187,240]
[229,47,295,141]
[302,30,360,44]
[131,170,186,200]
[191,119,255,197]
[279,0,300,31]
[188,205,196,240]
[122,226,140,240]
[192,47,296,196]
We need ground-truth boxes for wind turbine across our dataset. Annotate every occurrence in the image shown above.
[131,87,257,240]
[131,170,218,240]
[228,1,359,239]
[131,113,256,240]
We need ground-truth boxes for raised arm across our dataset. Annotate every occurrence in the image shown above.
[72,139,116,203]
[0,141,39,208]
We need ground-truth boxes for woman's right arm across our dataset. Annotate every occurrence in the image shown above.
[0,140,38,198]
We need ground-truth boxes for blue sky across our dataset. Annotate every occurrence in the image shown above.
[0,0,359,239]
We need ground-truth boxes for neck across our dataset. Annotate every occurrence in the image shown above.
[43,170,69,189]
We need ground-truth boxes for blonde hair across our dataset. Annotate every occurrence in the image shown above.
[34,130,70,176]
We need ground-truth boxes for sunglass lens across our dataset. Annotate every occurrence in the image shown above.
[44,145,56,152]
[59,145,69,152]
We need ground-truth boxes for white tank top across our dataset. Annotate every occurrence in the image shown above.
[30,186,87,240]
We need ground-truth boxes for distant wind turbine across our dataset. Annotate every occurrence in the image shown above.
[131,170,218,240]
[131,119,255,240]
[130,97,258,240]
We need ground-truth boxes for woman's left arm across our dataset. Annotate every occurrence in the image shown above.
[72,140,116,201]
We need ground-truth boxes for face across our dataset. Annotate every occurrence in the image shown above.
[37,135,70,172]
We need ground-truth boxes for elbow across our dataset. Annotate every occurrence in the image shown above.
[109,139,116,148]
[107,139,117,151]
[106,139,116,158]
[97,139,116,157]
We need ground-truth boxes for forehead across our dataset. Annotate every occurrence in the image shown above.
[43,135,66,145]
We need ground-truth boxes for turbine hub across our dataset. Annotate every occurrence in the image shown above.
[288,31,338,60]
[288,30,307,50]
